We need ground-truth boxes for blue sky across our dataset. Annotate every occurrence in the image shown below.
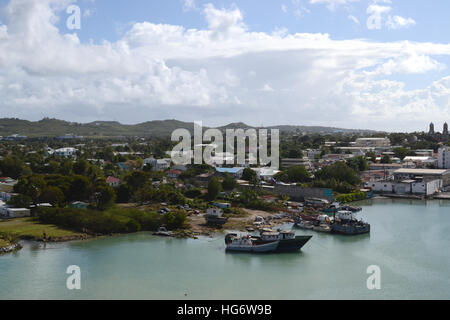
[52,1,448,43]
[0,0,449,131]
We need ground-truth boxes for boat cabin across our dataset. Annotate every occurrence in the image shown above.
[260,230,295,241]
[336,210,356,222]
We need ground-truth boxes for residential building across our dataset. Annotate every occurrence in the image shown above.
[438,147,450,169]
[144,158,171,171]
[106,176,121,187]
[55,147,78,158]
[281,158,309,169]
[1,207,31,218]
[354,138,391,148]
[252,167,281,182]
[167,169,182,179]
[393,168,450,186]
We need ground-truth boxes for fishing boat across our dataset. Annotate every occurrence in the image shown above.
[252,229,312,252]
[225,234,279,253]
[331,210,370,235]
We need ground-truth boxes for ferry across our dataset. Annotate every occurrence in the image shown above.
[225,234,279,253]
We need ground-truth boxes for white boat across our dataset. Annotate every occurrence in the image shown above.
[225,235,279,253]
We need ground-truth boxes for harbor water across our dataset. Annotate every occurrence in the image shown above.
[1,198,450,300]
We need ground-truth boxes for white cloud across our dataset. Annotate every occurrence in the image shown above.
[309,0,359,11]
[183,0,196,12]
[0,0,448,131]
[386,15,416,29]
[203,3,246,40]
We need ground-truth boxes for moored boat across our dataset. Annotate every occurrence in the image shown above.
[252,229,312,252]
[225,234,279,253]
[313,224,331,233]
[331,210,370,235]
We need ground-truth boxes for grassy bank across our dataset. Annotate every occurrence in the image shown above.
[0,238,10,248]
[0,218,83,241]
[36,207,187,235]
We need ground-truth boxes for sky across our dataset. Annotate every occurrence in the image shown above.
[0,0,449,132]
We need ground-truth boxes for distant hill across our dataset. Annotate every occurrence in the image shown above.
[0,118,378,138]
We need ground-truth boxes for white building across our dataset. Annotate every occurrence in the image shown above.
[55,147,78,158]
[438,147,450,169]
[144,158,171,171]
[354,138,391,148]
[1,207,31,218]
[366,179,442,196]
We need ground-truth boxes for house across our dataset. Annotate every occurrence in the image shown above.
[195,172,215,185]
[143,158,171,171]
[106,176,121,187]
[167,170,182,179]
[55,147,78,158]
[1,207,31,218]
[252,167,281,182]
[0,192,18,202]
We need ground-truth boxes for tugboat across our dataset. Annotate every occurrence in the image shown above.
[225,234,279,253]
[252,229,312,252]
[331,210,370,235]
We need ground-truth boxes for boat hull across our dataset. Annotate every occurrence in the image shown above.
[253,236,312,252]
[226,241,279,253]
[331,223,370,235]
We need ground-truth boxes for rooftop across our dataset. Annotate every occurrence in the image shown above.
[394,168,450,175]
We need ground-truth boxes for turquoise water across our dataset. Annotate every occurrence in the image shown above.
[1,198,450,300]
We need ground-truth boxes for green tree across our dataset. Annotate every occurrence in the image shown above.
[8,194,32,208]
[381,155,392,164]
[365,151,377,162]
[73,159,90,175]
[0,156,30,179]
[222,173,237,191]
[39,186,66,207]
[94,185,116,210]
[207,177,222,201]
[242,168,257,182]
[393,147,411,160]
